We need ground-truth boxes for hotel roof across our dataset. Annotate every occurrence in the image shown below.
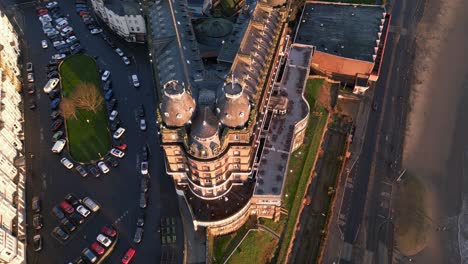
[295,2,385,62]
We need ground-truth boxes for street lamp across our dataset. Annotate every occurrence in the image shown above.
[86,119,90,123]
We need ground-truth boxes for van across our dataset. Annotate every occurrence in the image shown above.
[43,78,59,93]
[81,248,97,263]
[82,197,100,212]
[52,139,66,154]
[131,74,140,87]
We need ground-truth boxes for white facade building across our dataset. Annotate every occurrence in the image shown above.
[0,9,26,264]
[90,0,146,43]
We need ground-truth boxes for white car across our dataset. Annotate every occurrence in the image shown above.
[109,110,118,121]
[140,161,148,175]
[113,127,125,139]
[90,28,102,35]
[52,53,66,60]
[131,74,140,87]
[140,119,146,131]
[109,148,125,158]
[41,40,48,49]
[43,78,60,93]
[52,40,65,47]
[51,139,66,153]
[76,205,90,218]
[115,48,124,57]
[83,197,100,212]
[27,73,34,83]
[101,70,110,81]
[46,1,58,9]
[60,157,74,169]
[96,234,111,247]
[65,36,78,44]
[97,161,110,174]
[122,56,130,65]
[60,26,73,34]
[39,14,52,23]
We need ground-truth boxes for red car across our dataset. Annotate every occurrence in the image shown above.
[79,11,90,16]
[37,8,48,15]
[59,201,74,214]
[101,226,117,237]
[91,242,105,255]
[122,248,136,264]
[114,144,127,151]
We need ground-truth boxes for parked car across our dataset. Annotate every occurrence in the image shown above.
[122,248,136,264]
[60,218,76,232]
[101,226,117,238]
[107,98,117,111]
[113,127,125,139]
[65,193,81,207]
[105,156,119,168]
[139,119,146,131]
[50,98,61,109]
[52,206,65,220]
[33,235,42,252]
[109,148,125,158]
[43,78,59,93]
[53,227,69,241]
[75,165,88,177]
[122,56,130,65]
[131,74,140,87]
[141,177,148,193]
[96,234,111,247]
[90,28,102,34]
[47,70,59,79]
[29,99,37,110]
[139,192,147,209]
[51,138,66,153]
[103,80,112,91]
[48,89,61,100]
[114,143,127,151]
[41,39,48,48]
[52,53,66,60]
[137,211,145,227]
[33,214,43,230]
[110,120,120,131]
[26,62,33,72]
[91,242,105,255]
[32,196,41,213]
[51,130,63,142]
[104,89,113,101]
[48,59,59,66]
[88,165,101,178]
[60,200,74,214]
[109,110,118,121]
[101,70,110,81]
[52,40,66,48]
[83,197,100,212]
[70,43,81,51]
[69,211,85,225]
[60,157,73,169]
[51,118,63,131]
[97,161,110,174]
[133,227,143,243]
[27,73,34,83]
[77,205,91,218]
[137,104,145,117]
[142,145,149,161]
[27,83,35,94]
[46,65,58,72]
[66,35,79,44]
[82,248,97,263]
[140,161,148,175]
[46,1,58,9]
[115,48,124,57]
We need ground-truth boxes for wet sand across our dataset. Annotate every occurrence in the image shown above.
[402,0,468,262]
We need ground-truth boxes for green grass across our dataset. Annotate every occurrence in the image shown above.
[276,79,329,263]
[59,54,111,163]
[227,230,278,264]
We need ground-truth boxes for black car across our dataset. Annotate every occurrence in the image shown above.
[50,110,61,120]
[29,99,37,110]
[103,80,112,91]
[110,121,120,132]
[70,43,81,50]
[106,98,117,111]
[52,206,65,220]
[65,193,81,207]
[56,43,69,50]
[137,212,145,227]
[53,226,69,241]
[33,235,42,252]
[51,118,63,131]
[33,214,43,230]
[70,46,84,55]
[58,47,71,54]
[142,145,149,161]
[47,71,59,79]
[46,65,58,72]
[69,211,85,225]
[48,59,59,66]
[32,196,41,213]
[75,165,88,177]
[48,89,60,100]
[60,218,76,232]
[107,40,116,48]
[105,156,119,168]
[137,104,145,117]
[141,177,148,193]
[27,83,36,94]
[88,165,101,177]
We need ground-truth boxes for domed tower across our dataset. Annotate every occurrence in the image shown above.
[216,82,251,128]
[189,106,221,158]
[160,80,196,127]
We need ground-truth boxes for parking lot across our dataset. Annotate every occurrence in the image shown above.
[10,0,185,262]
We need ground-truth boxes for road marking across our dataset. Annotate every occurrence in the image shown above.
[40,128,44,142]
[41,172,47,191]
[113,209,129,225]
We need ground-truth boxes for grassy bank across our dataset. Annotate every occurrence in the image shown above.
[59,54,111,163]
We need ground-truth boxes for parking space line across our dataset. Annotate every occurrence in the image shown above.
[113,209,129,226]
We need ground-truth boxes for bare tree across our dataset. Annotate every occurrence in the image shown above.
[71,83,103,113]
[60,97,77,120]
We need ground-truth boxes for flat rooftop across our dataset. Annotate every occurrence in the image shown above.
[295,2,385,62]
[255,44,313,196]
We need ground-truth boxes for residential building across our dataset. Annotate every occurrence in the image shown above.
[0,8,26,264]
[90,0,146,43]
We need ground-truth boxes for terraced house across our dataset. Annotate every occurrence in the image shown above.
[0,8,26,264]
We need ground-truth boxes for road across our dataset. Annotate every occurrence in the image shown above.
[4,0,184,263]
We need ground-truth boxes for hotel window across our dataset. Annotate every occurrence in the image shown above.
[233,164,240,169]
[174,150,181,155]
[176,158,183,163]
[215,162,221,168]
[202,166,209,171]
[178,164,184,169]
[205,179,211,183]
[233,151,240,156]
[131,27,135,31]
[136,27,140,31]
[234,158,241,163]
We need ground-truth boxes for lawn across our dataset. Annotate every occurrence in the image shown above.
[227,230,278,264]
[59,54,111,163]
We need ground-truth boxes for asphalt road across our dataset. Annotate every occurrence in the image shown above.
[342,0,423,248]
[7,0,184,263]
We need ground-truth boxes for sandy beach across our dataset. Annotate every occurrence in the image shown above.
[402,0,468,262]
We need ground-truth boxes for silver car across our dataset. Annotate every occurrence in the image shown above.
[133,227,143,244]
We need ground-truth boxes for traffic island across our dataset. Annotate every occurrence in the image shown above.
[59,54,111,163]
